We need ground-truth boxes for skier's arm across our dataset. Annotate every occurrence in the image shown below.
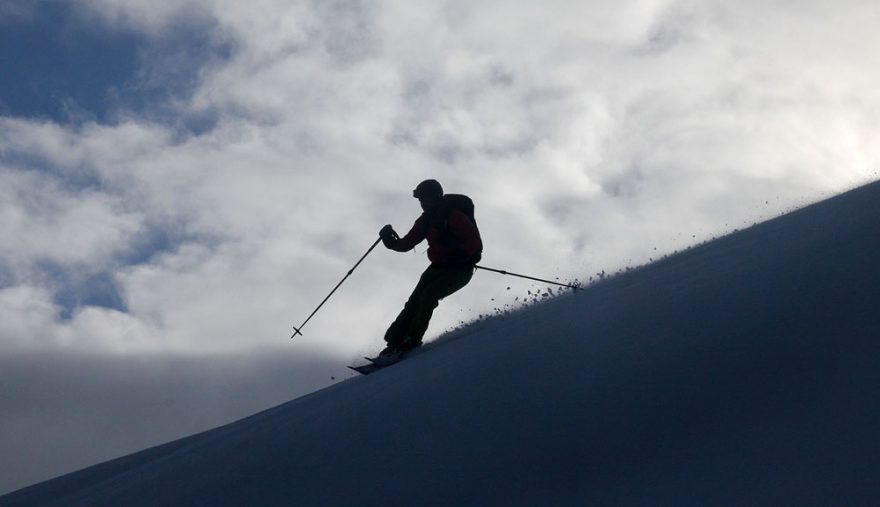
[383,217,426,252]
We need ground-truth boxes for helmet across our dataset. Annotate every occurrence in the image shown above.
[413,179,444,200]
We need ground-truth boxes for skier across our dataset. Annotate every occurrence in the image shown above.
[375,179,483,365]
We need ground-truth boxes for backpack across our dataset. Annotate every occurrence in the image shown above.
[438,194,482,264]
[443,194,478,229]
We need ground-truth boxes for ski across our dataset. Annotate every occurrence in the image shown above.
[348,363,386,375]
[350,345,422,375]
[349,353,406,375]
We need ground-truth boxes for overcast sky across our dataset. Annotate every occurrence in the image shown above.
[1,0,879,494]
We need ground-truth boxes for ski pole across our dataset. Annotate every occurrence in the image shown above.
[474,265,580,291]
[291,237,382,338]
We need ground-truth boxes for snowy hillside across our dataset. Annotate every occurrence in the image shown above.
[3,181,879,506]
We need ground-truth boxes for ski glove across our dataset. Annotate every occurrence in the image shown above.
[380,224,400,248]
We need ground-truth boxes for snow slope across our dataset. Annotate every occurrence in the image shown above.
[4,181,879,506]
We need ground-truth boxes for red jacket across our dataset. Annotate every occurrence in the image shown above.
[389,207,482,268]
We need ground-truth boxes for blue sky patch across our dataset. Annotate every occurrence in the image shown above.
[14,223,211,321]
[0,1,234,127]
[0,2,141,122]
[31,260,128,320]
[56,271,128,320]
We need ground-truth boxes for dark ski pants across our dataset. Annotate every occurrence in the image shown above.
[384,266,474,348]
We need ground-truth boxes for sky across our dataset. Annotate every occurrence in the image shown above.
[1,0,879,494]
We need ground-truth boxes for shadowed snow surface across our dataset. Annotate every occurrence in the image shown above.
[4,181,880,506]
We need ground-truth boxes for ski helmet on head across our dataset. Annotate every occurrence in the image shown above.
[413,179,443,200]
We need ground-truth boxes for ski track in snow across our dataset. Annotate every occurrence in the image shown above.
[3,181,880,506]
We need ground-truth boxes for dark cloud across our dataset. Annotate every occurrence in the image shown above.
[0,349,341,495]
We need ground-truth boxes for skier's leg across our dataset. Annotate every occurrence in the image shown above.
[404,267,473,346]
[383,268,434,348]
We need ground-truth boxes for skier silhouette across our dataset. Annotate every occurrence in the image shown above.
[375,179,483,365]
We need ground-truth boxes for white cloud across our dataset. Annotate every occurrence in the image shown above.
[71,0,202,33]
[0,286,59,350]
[1,0,878,359]
[0,165,141,269]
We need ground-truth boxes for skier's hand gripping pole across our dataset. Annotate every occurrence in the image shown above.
[291,237,382,339]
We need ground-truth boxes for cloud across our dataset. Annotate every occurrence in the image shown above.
[2,0,879,358]
[0,167,140,268]
[0,0,878,370]
[0,1,36,24]
[0,349,339,495]
[68,0,202,33]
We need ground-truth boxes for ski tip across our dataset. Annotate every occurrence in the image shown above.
[349,363,384,375]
